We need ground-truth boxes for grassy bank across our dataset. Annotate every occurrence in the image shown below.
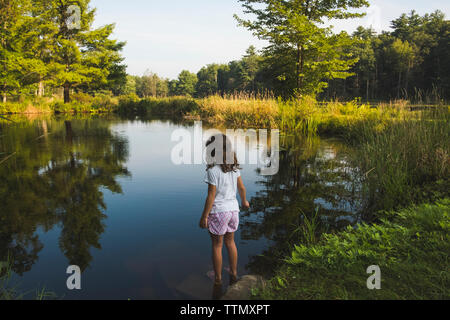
[254,199,449,300]
[355,107,449,213]
[0,93,119,115]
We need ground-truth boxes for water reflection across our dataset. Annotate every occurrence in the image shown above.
[242,134,364,276]
[0,116,365,299]
[0,116,129,274]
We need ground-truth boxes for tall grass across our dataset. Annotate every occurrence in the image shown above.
[117,95,198,117]
[291,207,323,246]
[0,94,119,114]
[356,107,450,212]
[0,97,53,114]
[197,94,279,128]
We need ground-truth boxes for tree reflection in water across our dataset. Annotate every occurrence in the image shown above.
[241,134,365,276]
[0,116,130,274]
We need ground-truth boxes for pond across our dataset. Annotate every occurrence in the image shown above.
[0,114,365,299]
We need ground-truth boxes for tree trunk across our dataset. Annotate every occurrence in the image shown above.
[343,78,346,97]
[2,93,6,104]
[405,67,410,97]
[397,72,402,99]
[366,79,370,102]
[374,64,378,99]
[38,79,44,97]
[296,45,300,94]
[296,44,305,97]
[64,83,70,103]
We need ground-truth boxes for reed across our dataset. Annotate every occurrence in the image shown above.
[197,95,279,127]
[355,106,450,212]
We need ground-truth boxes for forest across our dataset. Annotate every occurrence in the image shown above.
[131,10,449,104]
[1,0,449,104]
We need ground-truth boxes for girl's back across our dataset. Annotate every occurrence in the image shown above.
[204,165,240,214]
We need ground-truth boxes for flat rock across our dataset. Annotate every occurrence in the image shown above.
[221,275,266,300]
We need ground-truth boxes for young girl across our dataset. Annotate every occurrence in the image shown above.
[199,134,250,286]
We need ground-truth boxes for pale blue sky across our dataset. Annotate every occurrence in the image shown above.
[90,0,449,79]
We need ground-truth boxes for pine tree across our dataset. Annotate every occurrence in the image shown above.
[0,0,30,102]
[34,0,126,102]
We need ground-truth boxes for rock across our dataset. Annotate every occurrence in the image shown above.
[221,275,266,300]
[175,274,213,300]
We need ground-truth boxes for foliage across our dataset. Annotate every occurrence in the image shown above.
[234,0,368,96]
[172,70,198,97]
[255,199,450,299]
[327,11,449,102]
[0,0,126,103]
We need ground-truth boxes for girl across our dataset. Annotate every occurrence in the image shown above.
[199,134,250,286]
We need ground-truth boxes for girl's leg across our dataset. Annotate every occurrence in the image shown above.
[210,233,224,284]
[224,232,238,278]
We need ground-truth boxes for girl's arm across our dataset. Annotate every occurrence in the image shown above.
[199,184,216,229]
[237,177,250,209]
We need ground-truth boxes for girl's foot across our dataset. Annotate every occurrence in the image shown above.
[207,270,222,285]
[212,282,223,300]
[229,273,239,286]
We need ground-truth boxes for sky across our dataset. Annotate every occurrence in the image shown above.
[90,0,449,79]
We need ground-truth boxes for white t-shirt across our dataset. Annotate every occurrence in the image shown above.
[204,165,241,213]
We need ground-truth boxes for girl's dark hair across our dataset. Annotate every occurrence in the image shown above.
[206,134,241,173]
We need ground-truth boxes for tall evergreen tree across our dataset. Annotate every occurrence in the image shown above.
[34,0,126,102]
[0,0,31,102]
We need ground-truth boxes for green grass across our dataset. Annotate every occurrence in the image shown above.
[254,199,450,300]
[0,94,119,115]
[117,95,199,117]
[353,107,449,213]
[0,257,57,300]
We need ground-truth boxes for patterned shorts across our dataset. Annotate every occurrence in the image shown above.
[208,211,240,236]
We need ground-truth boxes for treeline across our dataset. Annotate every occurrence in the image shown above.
[2,0,448,104]
[125,10,449,103]
[0,0,126,103]
[330,10,450,103]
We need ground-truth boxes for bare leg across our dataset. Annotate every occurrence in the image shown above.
[210,233,224,284]
[224,232,238,279]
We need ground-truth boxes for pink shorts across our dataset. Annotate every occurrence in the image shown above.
[208,211,239,236]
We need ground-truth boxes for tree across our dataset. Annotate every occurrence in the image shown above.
[196,64,221,97]
[37,0,126,103]
[241,45,263,92]
[351,27,376,101]
[0,0,31,102]
[135,71,169,98]
[235,0,369,96]
[173,70,197,96]
[384,39,416,98]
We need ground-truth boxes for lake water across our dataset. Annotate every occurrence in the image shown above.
[0,115,364,299]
